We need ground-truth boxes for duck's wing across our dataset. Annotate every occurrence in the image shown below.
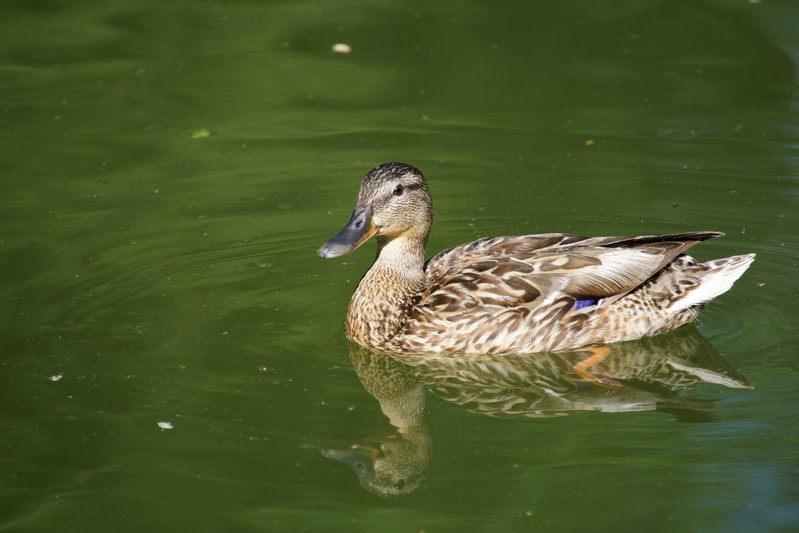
[419,232,723,312]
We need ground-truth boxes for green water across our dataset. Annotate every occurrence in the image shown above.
[2,0,797,531]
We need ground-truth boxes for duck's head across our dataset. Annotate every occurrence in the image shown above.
[318,162,433,259]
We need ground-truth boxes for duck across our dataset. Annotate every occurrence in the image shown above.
[318,162,755,355]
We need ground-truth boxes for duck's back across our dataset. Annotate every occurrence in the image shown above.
[388,232,754,355]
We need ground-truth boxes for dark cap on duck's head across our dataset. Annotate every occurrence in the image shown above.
[361,161,426,188]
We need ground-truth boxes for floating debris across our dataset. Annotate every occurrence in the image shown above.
[190,128,211,139]
[50,374,63,382]
[157,421,174,430]
[332,43,352,54]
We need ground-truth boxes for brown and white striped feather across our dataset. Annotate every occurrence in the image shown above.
[386,232,736,354]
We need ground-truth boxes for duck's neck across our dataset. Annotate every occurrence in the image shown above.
[346,236,427,348]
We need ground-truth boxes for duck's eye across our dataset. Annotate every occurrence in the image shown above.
[392,184,404,196]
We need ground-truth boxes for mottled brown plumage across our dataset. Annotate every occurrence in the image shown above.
[318,162,755,355]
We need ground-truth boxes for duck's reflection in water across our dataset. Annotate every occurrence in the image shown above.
[321,327,750,497]
[321,347,433,498]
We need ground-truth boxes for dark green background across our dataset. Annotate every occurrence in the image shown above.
[1,1,797,531]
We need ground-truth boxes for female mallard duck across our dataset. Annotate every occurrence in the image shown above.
[318,162,755,355]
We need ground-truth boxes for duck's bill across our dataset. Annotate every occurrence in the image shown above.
[318,205,377,259]
[320,442,380,463]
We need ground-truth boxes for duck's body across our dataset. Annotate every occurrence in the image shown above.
[319,162,755,355]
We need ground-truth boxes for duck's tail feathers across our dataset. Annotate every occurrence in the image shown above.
[669,253,756,313]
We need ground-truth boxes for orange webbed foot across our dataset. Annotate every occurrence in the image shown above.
[572,346,623,388]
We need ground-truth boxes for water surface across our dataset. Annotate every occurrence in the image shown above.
[1,1,798,531]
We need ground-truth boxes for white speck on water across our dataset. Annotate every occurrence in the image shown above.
[332,43,352,54]
[157,421,174,430]
[50,374,63,382]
